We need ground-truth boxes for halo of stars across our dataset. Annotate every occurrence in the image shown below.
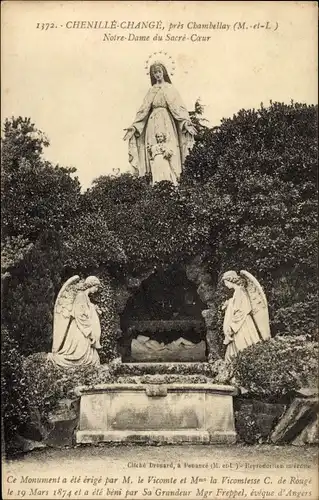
[144,51,176,76]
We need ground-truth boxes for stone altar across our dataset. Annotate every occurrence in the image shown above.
[75,381,237,445]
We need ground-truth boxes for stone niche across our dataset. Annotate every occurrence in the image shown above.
[75,383,237,445]
[118,261,218,362]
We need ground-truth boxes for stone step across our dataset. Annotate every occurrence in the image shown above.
[113,362,213,376]
[76,430,211,444]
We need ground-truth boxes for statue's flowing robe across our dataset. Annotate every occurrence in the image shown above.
[50,291,101,368]
[128,82,194,180]
[223,287,261,363]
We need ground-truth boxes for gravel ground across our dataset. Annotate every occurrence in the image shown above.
[4,443,318,469]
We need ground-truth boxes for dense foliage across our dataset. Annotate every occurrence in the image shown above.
[182,101,318,337]
[1,328,29,440]
[22,354,112,420]
[82,175,210,273]
[3,232,65,354]
[232,336,318,401]
[1,101,317,449]
[2,118,81,242]
[3,104,317,357]
[1,118,80,354]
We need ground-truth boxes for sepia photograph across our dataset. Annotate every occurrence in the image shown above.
[1,1,318,499]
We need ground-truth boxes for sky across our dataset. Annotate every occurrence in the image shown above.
[1,1,318,189]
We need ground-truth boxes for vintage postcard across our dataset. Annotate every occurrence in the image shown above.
[1,1,318,500]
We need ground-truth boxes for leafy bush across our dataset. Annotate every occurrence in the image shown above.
[1,328,29,440]
[62,213,127,271]
[1,117,81,356]
[183,101,317,186]
[109,359,233,383]
[1,117,81,242]
[3,232,64,355]
[117,374,212,384]
[232,336,318,401]
[98,271,121,363]
[21,354,114,421]
[272,295,318,338]
[1,236,34,280]
[82,175,210,274]
[83,173,151,210]
[234,412,262,445]
[182,101,318,339]
[110,361,213,377]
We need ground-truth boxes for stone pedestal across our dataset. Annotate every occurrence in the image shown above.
[75,383,237,445]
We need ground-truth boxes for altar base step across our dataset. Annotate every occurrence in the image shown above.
[77,429,237,444]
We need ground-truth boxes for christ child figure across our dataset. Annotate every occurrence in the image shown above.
[147,132,177,185]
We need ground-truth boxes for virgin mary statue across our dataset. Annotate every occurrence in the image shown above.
[124,61,196,184]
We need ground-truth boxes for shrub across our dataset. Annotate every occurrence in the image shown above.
[1,328,29,440]
[21,354,114,422]
[61,213,127,271]
[183,101,317,186]
[3,232,64,355]
[272,295,318,338]
[1,236,34,280]
[232,336,318,401]
[82,175,211,274]
[182,102,318,339]
[98,271,121,363]
[117,374,212,384]
[110,361,213,377]
[234,411,262,445]
[1,117,81,242]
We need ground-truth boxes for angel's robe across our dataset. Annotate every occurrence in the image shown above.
[223,286,261,363]
[128,82,194,181]
[50,291,101,368]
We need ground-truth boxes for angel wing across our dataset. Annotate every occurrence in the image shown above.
[240,270,271,341]
[52,275,81,353]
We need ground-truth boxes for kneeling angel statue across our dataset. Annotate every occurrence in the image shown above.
[221,270,271,363]
[48,275,102,368]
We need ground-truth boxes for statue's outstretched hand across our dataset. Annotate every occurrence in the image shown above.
[123,127,136,141]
